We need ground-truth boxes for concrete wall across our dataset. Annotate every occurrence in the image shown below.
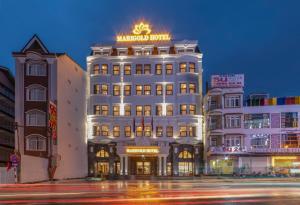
[239,156,270,173]
[0,167,14,184]
[20,155,48,183]
[54,55,87,179]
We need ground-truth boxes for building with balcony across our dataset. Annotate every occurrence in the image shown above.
[204,74,300,175]
[13,35,87,182]
[0,66,14,167]
[87,22,204,178]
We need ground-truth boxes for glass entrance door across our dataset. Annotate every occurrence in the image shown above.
[136,161,151,175]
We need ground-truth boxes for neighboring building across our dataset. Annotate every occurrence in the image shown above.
[204,74,300,175]
[0,66,14,167]
[87,22,204,178]
[13,35,87,183]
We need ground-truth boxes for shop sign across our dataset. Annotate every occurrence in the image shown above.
[126,146,159,154]
[49,101,57,139]
[211,74,244,88]
[116,22,171,42]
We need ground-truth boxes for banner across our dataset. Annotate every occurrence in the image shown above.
[211,74,244,88]
[49,101,57,140]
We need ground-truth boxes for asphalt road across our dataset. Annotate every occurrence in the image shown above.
[1,179,300,204]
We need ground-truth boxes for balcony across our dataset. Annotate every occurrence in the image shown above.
[208,146,247,155]
[207,104,222,111]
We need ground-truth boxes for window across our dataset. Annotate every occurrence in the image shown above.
[189,83,196,94]
[136,64,143,74]
[178,151,193,159]
[96,150,109,157]
[135,50,142,56]
[124,85,131,96]
[26,85,46,101]
[113,126,120,137]
[225,95,241,108]
[26,110,46,126]
[281,134,300,148]
[179,126,188,137]
[113,65,120,75]
[27,63,46,76]
[94,84,108,95]
[178,162,194,176]
[144,50,151,55]
[119,50,127,56]
[124,126,131,137]
[144,85,151,95]
[244,113,270,129]
[100,84,108,95]
[281,112,298,128]
[160,49,168,54]
[155,64,162,75]
[93,125,100,136]
[156,126,163,137]
[166,64,173,75]
[180,104,187,115]
[125,105,131,116]
[156,84,163,95]
[136,85,143,95]
[225,115,241,128]
[93,84,100,94]
[100,105,109,116]
[144,125,152,137]
[144,64,151,74]
[250,134,270,148]
[188,126,196,137]
[166,84,173,95]
[124,64,131,75]
[113,105,120,116]
[156,105,162,116]
[94,105,101,115]
[189,62,196,73]
[225,135,241,147]
[179,63,187,73]
[189,105,196,115]
[167,105,173,116]
[26,135,46,151]
[180,83,187,94]
[101,125,109,136]
[113,85,120,96]
[100,64,108,74]
[166,126,173,137]
[93,64,100,75]
[136,126,143,137]
[144,105,151,116]
[136,105,143,116]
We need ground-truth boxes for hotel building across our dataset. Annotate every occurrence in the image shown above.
[13,35,87,182]
[204,74,300,175]
[87,22,204,178]
[0,66,14,167]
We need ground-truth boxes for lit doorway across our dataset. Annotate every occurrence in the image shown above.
[136,161,151,175]
[95,162,109,176]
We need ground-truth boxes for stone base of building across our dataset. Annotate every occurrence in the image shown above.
[88,142,204,178]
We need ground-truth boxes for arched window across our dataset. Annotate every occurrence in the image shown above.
[26,109,46,126]
[178,151,193,159]
[26,84,46,101]
[26,134,46,151]
[96,150,109,158]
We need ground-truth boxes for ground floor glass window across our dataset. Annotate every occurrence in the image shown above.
[178,162,194,176]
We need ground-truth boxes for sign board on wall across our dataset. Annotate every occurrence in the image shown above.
[49,101,57,140]
[211,74,244,88]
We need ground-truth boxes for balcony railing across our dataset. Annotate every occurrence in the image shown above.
[208,124,222,131]
[207,104,222,111]
[249,147,300,153]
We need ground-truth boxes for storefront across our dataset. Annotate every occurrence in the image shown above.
[272,156,300,175]
[208,156,238,175]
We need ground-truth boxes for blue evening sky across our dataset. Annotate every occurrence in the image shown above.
[0,0,299,96]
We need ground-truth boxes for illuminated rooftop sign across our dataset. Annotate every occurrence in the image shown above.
[126,146,160,154]
[116,22,171,42]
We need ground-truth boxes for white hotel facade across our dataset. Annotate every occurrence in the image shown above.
[87,23,204,178]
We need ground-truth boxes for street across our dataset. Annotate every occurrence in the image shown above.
[1,178,300,204]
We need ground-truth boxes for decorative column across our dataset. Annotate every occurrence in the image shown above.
[124,156,128,175]
[163,156,167,176]
[158,156,162,176]
[120,155,124,175]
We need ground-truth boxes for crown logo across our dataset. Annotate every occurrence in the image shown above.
[132,22,151,35]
